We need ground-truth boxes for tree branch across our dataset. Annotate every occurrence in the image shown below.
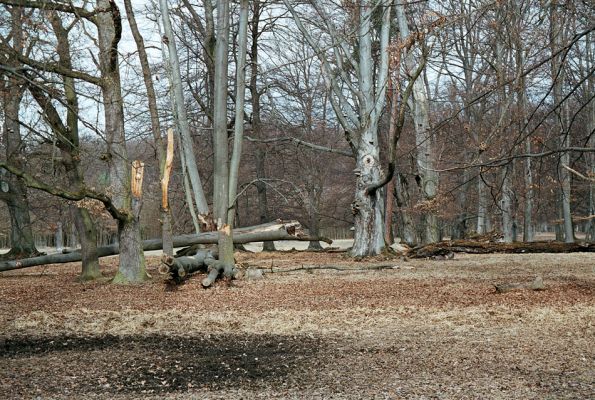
[0,162,129,221]
[245,135,353,157]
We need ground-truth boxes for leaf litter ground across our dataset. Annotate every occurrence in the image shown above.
[0,252,593,399]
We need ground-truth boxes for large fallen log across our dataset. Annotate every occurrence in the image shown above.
[0,220,329,272]
[409,240,595,258]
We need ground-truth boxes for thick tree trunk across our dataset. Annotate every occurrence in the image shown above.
[351,139,385,257]
[0,27,39,259]
[72,206,100,280]
[4,190,38,258]
[97,0,147,283]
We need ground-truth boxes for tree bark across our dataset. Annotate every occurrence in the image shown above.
[0,7,39,259]
[97,0,147,283]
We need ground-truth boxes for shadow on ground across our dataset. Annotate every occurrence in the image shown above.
[2,333,321,396]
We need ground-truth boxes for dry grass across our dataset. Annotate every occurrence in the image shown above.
[0,251,594,399]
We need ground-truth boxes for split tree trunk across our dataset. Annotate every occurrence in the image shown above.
[124,0,174,256]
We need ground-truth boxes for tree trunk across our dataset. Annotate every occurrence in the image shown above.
[249,2,276,252]
[97,0,147,283]
[395,173,416,246]
[4,189,38,258]
[0,12,39,259]
[501,163,515,243]
[72,205,100,280]
[351,137,385,257]
[307,187,323,250]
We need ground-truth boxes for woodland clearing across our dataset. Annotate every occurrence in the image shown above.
[0,251,593,399]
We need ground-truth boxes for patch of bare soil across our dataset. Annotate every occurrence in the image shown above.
[0,252,594,399]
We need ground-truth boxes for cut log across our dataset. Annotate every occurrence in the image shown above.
[494,276,545,293]
[0,220,328,272]
[159,248,218,284]
[409,240,595,258]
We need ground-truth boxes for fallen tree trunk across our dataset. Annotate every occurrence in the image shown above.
[0,220,328,272]
[409,240,595,258]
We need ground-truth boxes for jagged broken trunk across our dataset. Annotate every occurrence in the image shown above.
[351,143,385,257]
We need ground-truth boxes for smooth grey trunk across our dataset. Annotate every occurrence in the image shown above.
[351,138,385,256]
[396,3,439,244]
[213,0,234,275]
[227,0,249,226]
[158,0,209,218]
[501,164,515,243]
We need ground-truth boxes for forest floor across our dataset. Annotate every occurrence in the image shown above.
[0,250,593,399]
